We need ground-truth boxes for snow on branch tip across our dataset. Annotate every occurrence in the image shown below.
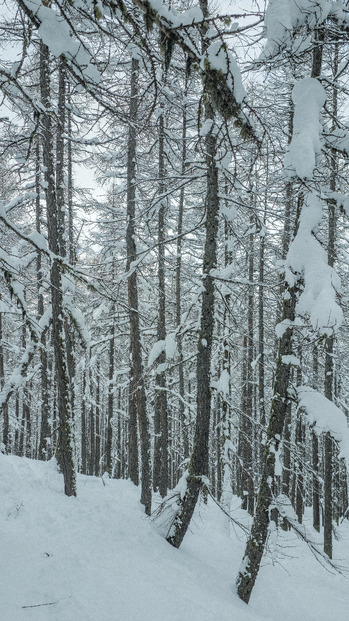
[297,386,349,462]
[284,192,342,336]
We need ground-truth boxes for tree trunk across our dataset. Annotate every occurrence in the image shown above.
[89,368,95,476]
[312,431,320,532]
[153,97,168,498]
[167,138,219,545]
[40,42,76,496]
[36,139,50,461]
[236,283,297,603]
[126,56,151,514]
[95,360,101,476]
[323,44,338,557]
[105,321,114,476]
[81,368,87,474]
[175,79,189,461]
[166,2,219,540]
[0,303,8,452]
[241,217,255,515]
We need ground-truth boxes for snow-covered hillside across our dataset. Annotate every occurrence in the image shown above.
[1,454,348,621]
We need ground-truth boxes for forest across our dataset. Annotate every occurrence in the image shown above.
[1,0,349,614]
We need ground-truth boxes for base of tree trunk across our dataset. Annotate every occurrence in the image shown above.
[166,477,202,548]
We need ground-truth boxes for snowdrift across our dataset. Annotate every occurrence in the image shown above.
[0,454,348,621]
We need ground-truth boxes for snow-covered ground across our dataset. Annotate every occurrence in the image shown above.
[1,454,348,621]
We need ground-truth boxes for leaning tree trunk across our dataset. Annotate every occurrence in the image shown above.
[237,31,325,605]
[166,2,219,542]
[40,42,76,496]
[236,281,297,602]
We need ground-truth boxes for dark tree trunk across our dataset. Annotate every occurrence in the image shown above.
[0,305,8,451]
[237,39,325,604]
[312,432,321,532]
[175,82,189,461]
[115,387,122,479]
[128,373,139,485]
[323,44,338,557]
[295,414,304,524]
[81,369,87,474]
[258,232,265,433]
[40,42,76,496]
[236,283,297,603]
[166,3,219,541]
[324,432,333,558]
[312,344,320,530]
[36,140,50,461]
[126,56,151,514]
[324,330,334,558]
[95,360,101,476]
[105,322,115,476]
[242,218,255,515]
[155,106,169,499]
[89,369,95,476]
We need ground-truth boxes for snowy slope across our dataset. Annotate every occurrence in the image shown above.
[1,454,348,621]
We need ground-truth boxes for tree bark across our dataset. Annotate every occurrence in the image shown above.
[40,42,76,496]
[323,43,338,557]
[241,216,255,515]
[175,78,189,461]
[166,0,219,540]
[236,283,297,603]
[126,56,151,514]
[36,139,51,461]
[0,303,8,451]
[153,97,168,498]
[105,321,115,476]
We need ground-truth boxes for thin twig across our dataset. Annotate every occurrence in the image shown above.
[22,601,56,609]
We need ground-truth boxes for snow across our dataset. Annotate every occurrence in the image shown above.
[147,1,203,29]
[200,118,214,137]
[251,354,261,370]
[201,40,246,104]
[218,368,230,395]
[165,333,178,359]
[275,318,292,338]
[148,339,165,367]
[22,0,100,83]
[175,6,204,27]
[284,78,326,179]
[67,305,91,347]
[281,354,300,366]
[37,7,74,58]
[285,192,342,334]
[148,334,178,367]
[211,261,235,280]
[1,454,349,621]
[261,0,331,60]
[27,231,47,252]
[297,385,349,460]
